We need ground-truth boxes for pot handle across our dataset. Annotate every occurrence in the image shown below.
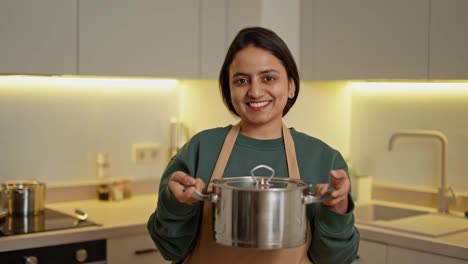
[250,164,275,187]
[192,189,218,203]
[302,187,335,204]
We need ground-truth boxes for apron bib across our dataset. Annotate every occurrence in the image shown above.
[184,123,313,264]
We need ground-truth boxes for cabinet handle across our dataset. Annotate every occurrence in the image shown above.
[134,248,159,255]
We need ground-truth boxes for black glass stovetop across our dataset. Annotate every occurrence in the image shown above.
[0,208,99,237]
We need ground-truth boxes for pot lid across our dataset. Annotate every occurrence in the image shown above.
[212,165,310,191]
[213,176,309,191]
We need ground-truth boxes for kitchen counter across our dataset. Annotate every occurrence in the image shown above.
[0,194,159,252]
[355,200,468,261]
[1,195,467,261]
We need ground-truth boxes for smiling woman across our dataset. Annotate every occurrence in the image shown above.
[147,26,360,264]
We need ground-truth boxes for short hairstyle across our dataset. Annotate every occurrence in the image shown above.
[219,26,300,117]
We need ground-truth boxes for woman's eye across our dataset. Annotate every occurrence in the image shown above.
[234,78,248,85]
[264,76,275,82]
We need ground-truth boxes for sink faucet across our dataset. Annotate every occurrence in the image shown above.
[388,130,456,214]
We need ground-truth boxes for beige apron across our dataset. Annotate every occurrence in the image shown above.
[184,123,313,264]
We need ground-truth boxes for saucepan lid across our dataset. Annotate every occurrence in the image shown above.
[212,165,310,191]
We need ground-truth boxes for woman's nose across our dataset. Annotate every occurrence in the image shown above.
[247,80,264,98]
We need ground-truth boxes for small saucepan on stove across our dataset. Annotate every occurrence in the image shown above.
[1,180,46,216]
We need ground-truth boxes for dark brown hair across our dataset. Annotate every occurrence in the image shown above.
[219,27,300,117]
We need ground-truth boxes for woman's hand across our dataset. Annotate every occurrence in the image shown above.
[314,169,350,215]
[168,171,206,205]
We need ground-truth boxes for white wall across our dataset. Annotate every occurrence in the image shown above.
[0,77,178,186]
[179,80,350,156]
[349,83,468,194]
[4,77,466,197]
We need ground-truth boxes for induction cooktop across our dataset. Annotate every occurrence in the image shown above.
[0,208,99,237]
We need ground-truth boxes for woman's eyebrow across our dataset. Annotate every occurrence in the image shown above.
[259,69,279,74]
[232,69,279,77]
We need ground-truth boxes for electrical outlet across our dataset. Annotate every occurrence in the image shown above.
[132,143,160,164]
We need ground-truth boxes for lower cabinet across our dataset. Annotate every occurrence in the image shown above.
[107,234,170,264]
[387,246,468,264]
[354,240,387,264]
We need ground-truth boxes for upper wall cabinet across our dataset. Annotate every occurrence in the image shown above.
[199,0,227,80]
[429,0,468,79]
[79,0,200,78]
[0,0,77,75]
[300,0,429,80]
[200,0,301,80]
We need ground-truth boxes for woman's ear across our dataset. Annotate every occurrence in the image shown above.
[288,80,296,99]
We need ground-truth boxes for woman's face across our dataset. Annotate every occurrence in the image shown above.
[229,45,295,129]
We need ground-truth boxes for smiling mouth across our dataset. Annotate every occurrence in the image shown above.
[248,100,270,110]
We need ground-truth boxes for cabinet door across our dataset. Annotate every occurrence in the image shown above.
[429,0,468,79]
[387,245,467,264]
[199,0,227,79]
[79,0,199,78]
[300,0,429,80]
[354,240,387,264]
[0,0,77,75]
[107,234,170,264]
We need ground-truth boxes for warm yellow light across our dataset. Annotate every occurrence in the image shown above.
[349,81,468,95]
[0,75,179,92]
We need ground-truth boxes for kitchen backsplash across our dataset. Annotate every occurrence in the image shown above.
[1,77,467,197]
[349,82,468,195]
[0,77,179,186]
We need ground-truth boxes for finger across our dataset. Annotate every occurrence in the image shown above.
[170,171,197,186]
[329,170,350,197]
[324,193,347,207]
[314,183,329,196]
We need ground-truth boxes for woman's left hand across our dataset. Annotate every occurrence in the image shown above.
[314,169,350,214]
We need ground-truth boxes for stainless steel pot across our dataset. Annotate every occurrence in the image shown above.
[2,180,46,216]
[193,165,332,249]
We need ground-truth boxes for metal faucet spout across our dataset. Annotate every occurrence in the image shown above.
[388,130,455,214]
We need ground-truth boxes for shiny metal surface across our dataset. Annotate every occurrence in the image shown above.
[388,130,456,214]
[192,164,334,249]
[4,180,45,216]
[211,182,308,249]
[354,204,429,223]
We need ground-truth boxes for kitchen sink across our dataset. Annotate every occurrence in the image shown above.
[354,204,430,222]
[355,204,468,237]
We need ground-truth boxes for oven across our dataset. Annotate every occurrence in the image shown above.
[0,239,106,263]
[0,208,105,263]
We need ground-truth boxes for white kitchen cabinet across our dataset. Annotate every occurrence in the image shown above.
[354,240,387,264]
[226,0,300,65]
[300,0,429,80]
[0,0,77,75]
[78,0,200,78]
[199,0,227,79]
[107,233,170,264]
[387,245,467,264]
[429,0,468,79]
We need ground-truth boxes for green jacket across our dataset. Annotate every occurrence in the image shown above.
[147,125,360,264]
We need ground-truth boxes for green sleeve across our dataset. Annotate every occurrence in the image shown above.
[147,148,202,262]
[146,127,227,263]
[309,151,360,264]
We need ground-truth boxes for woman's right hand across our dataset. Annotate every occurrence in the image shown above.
[168,171,206,205]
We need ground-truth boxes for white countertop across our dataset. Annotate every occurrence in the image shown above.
[355,200,468,260]
[0,194,159,252]
[1,195,467,261]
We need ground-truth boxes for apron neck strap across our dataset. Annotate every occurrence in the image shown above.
[210,122,300,181]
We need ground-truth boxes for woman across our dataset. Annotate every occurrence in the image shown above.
[147,26,359,264]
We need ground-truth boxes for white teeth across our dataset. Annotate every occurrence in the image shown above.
[249,101,269,108]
